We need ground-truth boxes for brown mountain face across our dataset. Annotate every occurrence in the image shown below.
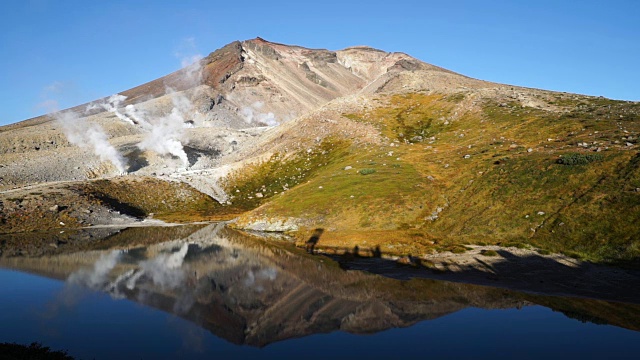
[6,37,458,131]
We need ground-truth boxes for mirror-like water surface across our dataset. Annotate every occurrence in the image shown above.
[1,223,640,359]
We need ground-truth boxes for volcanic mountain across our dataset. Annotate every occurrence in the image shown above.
[1,38,639,267]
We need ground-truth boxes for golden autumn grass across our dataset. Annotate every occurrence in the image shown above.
[231,92,640,265]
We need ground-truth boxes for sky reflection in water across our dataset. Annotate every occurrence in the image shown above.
[1,224,639,359]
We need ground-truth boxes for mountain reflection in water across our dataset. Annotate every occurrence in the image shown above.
[1,223,640,348]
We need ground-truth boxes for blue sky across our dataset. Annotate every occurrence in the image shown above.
[1,0,639,126]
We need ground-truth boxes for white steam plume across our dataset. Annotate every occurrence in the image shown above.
[175,37,204,86]
[130,45,204,168]
[137,107,189,167]
[118,38,205,169]
[125,104,151,129]
[240,101,279,126]
[125,99,190,167]
[87,94,136,125]
[55,109,127,173]
[44,38,207,174]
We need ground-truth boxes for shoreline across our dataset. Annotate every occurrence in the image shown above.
[1,221,639,305]
[312,244,640,304]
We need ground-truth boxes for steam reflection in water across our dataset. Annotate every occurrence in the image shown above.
[0,223,640,359]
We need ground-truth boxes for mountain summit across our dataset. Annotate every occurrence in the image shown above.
[1,38,639,267]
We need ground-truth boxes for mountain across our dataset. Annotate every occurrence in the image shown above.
[1,38,639,266]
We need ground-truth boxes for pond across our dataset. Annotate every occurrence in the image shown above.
[1,223,639,359]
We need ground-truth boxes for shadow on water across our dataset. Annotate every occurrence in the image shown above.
[323,244,640,305]
[1,223,640,348]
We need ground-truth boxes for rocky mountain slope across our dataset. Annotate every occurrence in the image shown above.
[1,38,639,266]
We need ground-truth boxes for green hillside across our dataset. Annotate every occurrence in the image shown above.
[230,92,640,265]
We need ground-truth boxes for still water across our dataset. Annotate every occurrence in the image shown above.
[1,223,639,359]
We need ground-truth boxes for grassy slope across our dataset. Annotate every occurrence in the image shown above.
[231,92,640,265]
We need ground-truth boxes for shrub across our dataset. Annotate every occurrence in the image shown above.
[557,153,604,165]
[450,246,467,254]
[504,242,528,249]
[481,249,499,256]
[0,342,73,359]
[563,250,584,260]
[359,168,376,175]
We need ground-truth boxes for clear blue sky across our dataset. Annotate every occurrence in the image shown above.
[1,0,639,125]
